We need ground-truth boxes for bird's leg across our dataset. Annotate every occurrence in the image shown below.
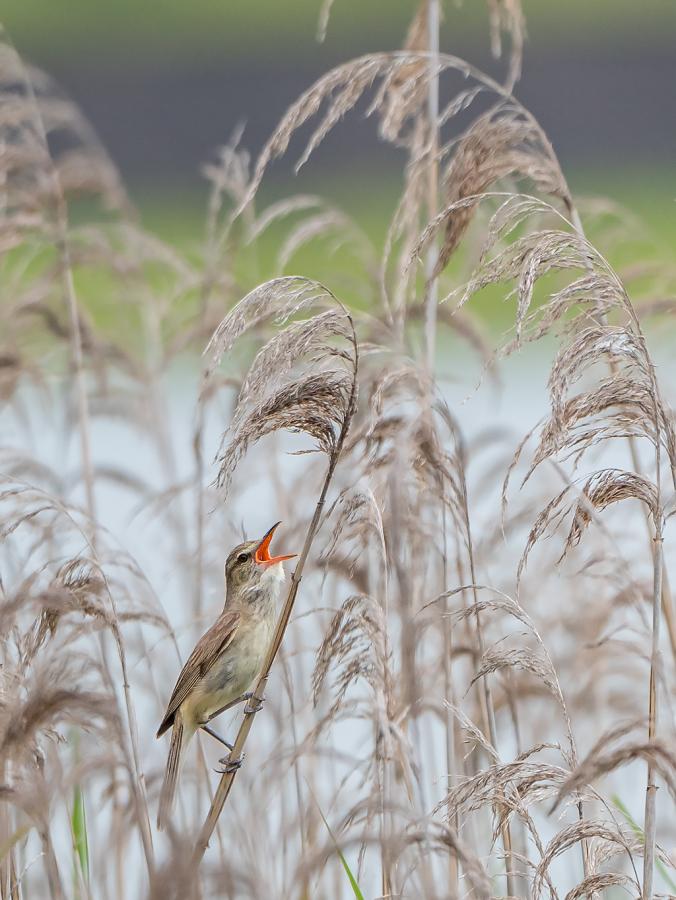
[200,723,234,751]
[206,692,255,722]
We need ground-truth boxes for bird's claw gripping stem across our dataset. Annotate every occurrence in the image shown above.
[216,753,244,775]
[243,693,265,715]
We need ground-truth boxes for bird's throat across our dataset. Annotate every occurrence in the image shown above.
[241,569,283,618]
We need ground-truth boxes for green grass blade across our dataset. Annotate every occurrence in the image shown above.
[72,783,89,886]
[612,793,676,891]
[308,787,364,900]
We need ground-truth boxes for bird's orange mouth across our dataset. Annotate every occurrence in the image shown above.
[255,521,297,567]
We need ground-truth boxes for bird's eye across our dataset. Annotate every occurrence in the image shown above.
[237,552,249,564]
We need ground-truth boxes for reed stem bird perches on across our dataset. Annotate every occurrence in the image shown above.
[156,522,296,830]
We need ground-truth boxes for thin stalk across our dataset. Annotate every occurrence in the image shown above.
[108,627,155,873]
[456,438,516,896]
[412,10,443,891]
[380,758,391,898]
[369,496,394,896]
[16,42,98,539]
[424,0,440,373]
[191,332,358,868]
[440,505,459,891]
[8,848,18,900]
[39,828,64,900]
[625,426,676,659]
[55,218,96,534]
[641,347,664,900]
[642,530,663,899]
[280,648,309,893]
[0,767,9,900]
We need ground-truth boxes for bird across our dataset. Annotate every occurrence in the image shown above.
[156,521,296,831]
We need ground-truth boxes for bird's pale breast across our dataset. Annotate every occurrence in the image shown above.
[183,607,275,726]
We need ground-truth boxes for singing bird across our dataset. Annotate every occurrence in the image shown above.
[156,521,296,830]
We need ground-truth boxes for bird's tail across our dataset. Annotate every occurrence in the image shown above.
[157,713,187,831]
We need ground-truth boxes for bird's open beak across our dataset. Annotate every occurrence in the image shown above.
[254,521,297,567]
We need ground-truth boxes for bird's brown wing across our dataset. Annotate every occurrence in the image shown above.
[156,609,240,737]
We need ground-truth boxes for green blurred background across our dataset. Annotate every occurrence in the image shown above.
[3,0,674,277]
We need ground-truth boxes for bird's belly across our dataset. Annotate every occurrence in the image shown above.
[190,623,271,724]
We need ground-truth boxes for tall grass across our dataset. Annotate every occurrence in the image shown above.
[0,2,674,898]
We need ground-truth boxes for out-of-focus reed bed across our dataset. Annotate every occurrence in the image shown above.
[0,3,674,897]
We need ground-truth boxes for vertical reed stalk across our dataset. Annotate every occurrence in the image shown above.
[281,649,309,894]
[8,846,18,900]
[440,508,459,891]
[0,770,9,900]
[39,827,64,900]
[424,0,440,373]
[642,528,663,899]
[642,355,664,899]
[56,219,97,533]
[456,437,516,896]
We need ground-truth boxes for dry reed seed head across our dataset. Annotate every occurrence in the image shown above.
[312,593,390,708]
[441,755,570,826]
[430,195,590,301]
[378,1,430,143]
[0,38,127,219]
[433,105,571,276]
[468,228,595,345]
[551,737,676,814]
[470,646,564,713]
[233,308,355,421]
[237,51,548,214]
[565,470,659,551]
[527,375,667,480]
[201,134,251,216]
[532,820,639,900]
[325,487,387,554]
[443,701,498,763]
[547,326,652,420]
[516,470,659,580]
[486,0,525,88]
[202,276,357,493]
[216,369,354,492]
[202,276,342,381]
[0,655,115,767]
[247,194,326,244]
[276,207,375,276]
[25,559,108,653]
[564,873,638,900]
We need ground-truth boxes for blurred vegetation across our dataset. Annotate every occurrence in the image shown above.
[5,0,674,331]
[126,163,675,331]
[2,0,676,64]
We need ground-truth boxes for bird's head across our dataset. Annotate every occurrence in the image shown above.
[225,521,296,595]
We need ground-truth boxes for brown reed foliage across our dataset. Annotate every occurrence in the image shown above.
[0,3,674,898]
